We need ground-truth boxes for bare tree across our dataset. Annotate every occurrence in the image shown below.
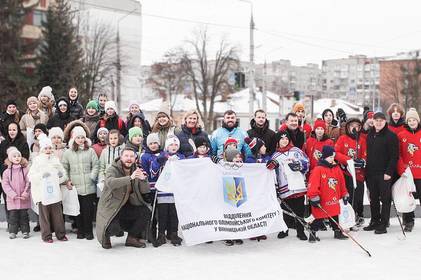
[180,30,239,131]
[147,51,188,116]
[80,20,117,104]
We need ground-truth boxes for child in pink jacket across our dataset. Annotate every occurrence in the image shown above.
[2,147,31,239]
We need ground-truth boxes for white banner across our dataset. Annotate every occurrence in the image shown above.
[156,158,287,246]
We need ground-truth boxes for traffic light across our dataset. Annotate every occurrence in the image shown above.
[234,72,245,88]
[293,91,300,101]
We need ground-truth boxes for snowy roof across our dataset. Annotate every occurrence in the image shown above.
[313,98,364,116]
[139,89,282,115]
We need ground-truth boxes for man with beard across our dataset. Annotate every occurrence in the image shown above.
[96,148,152,249]
[211,110,252,158]
[247,109,276,155]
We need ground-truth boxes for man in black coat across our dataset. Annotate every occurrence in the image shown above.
[280,113,305,149]
[247,109,276,155]
[364,112,399,234]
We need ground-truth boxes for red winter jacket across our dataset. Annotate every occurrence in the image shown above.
[388,119,406,136]
[307,162,348,219]
[304,136,334,174]
[397,126,421,178]
[335,134,367,182]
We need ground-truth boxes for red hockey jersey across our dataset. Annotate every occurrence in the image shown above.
[397,127,421,179]
[335,134,367,182]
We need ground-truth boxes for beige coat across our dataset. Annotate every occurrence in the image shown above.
[19,110,48,138]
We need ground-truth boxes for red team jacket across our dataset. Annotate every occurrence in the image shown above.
[335,134,367,182]
[307,163,348,219]
[397,127,421,179]
[304,137,334,174]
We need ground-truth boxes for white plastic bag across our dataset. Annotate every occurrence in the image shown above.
[339,200,356,229]
[41,173,62,206]
[61,186,80,216]
[392,167,416,213]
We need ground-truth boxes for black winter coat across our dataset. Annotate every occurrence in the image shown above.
[366,124,399,177]
[68,99,84,120]
[286,127,305,150]
[176,125,210,158]
[247,119,276,155]
[0,129,30,173]
[0,112,21,137]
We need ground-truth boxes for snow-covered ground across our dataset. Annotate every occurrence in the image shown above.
[1,219,420,280]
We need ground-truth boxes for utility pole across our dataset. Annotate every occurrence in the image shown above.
[249,10,255,118]
[263,60,267,111]
[116,28,121,111]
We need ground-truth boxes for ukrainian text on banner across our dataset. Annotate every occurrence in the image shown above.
[156,158,288,246]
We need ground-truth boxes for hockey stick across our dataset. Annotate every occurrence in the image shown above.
[145,190,158,243]
[279,199,319,241]
[317,205,372,257]
[391,199,406,239]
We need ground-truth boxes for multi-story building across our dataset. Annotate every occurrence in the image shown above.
[22,0,53,40]
[321,55,386,108]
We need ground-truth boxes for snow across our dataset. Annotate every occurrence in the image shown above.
[313,98,364,117]
[1,220,421,280]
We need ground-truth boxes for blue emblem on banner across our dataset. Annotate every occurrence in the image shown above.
[223,177,247,207]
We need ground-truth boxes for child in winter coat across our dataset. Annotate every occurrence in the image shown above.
[244,137,271,163]
[93,101,127,140]
[126,127,143,159]
[61,126,99,240]
[49,127,66,160]
[151,135,185,247]
[397,108,421,232]
[29,123,48,160]
[307,145,349,242]
[188,136,211,159]
[80,100,101,136]
[28,135,68,242]
[2,147,31,239]
[334,118,367,227]
[92,127,109,157]
[266,130,309,241]
[98,129,125,196]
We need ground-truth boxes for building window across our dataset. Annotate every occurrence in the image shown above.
[33,10,46,27]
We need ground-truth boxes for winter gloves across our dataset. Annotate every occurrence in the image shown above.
[211,155,221,164]
[336,108,347,123]
[157,153,169,165]
[288,161,302,172]
[354,158,366,169]
[266,159,279,170]
[309,196,321,207]
[343,195,349,205]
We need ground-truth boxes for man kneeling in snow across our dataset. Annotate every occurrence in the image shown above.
[96,147,152,249]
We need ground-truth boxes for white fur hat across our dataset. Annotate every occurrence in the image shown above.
[38,86,54,101]
[6,146,21,161]
[165,135,180,151]
[48,127,64,140]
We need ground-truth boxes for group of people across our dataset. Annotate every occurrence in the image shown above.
[0,85,420,249]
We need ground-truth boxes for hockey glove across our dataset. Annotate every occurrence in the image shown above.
[211,155,221,164]
[309,196,321,207]
[288,161,302,172]
[266,159,279,170]
[343,195,349,205]
[354,158,366,169]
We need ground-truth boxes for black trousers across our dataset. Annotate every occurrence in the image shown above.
[76,194,96,235]
[344,174,365,217]
[157,203,178,234]
[402,179,421,224]
[106,202,151,238]
[281,196,305,234]
[311,215,339,231]
[9,209,30,234]
[366,174,392,226]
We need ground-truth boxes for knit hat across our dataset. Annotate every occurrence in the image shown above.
[39,134,53,151]
[194,136,210,148]
[373,112,386,120]
[48,127,64,140]
[321,145,335,159]
[27,96,38,106]
[86,100,99,111]
[146,133,160,147]
[322,108,335,120]
[128,101,140,111]
[6,100,17,107]
[313,119,326,131]
[406,108,420,123]
[275,129,291,144]
[38,86,54,101]
[165,135,180,151]
[224,137,238,149]
[292,102,305,113]
[96,127,109,138]
[58,100,68,107]
[6,147,21,162]
[105,101,117,112]
[34,123,48,135]
[128,127,143,142]
[244,137,265,154]
[71,126,87,139]
[224,147,241,162]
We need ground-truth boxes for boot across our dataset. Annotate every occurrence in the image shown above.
[404,221,414,232]
[9,233,17,239]
[116,230,124,237]
[256,235,267,241]
[85,233,94,240]
[102,237,112,249]
[125,235,146,248]
[277,230,289,239]
[296,231,308,241]
[170,232,183,246]
[77,232,85,239]
[33,223,40,232]
[153,233,166,247]
[355,216,365,227]
[334,230,348,240]
[374,224,387,234]
[224,240,234,246]
[234,239,243,245]
[23,232,30,239]
[308,231,318,243]
[363,221,379,231]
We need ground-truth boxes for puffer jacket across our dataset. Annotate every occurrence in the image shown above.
[61,139,99,196]
[19,110,48,138]
[98,144,125,183]
[210,125,252,158]
[176,124,210,158]
[2,163,31,210]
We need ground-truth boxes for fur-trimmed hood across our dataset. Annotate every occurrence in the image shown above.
[63,119,91,143]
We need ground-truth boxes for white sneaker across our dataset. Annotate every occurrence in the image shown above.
[23,232,30,239]
[9,233,17,239]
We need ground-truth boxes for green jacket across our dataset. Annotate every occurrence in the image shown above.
[61,145,99,195]
[96,159,150,247]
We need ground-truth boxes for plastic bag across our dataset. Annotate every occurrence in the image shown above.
[339,200,356,229]
[61,186,80,216]
[41,173,61,206]
[392,167,416,213]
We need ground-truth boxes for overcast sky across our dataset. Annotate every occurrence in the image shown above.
[139,0,421,66]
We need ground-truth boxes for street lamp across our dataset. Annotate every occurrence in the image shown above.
[239,0,255,119]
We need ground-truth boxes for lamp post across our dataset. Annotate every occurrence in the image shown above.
[239,0,255,119]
